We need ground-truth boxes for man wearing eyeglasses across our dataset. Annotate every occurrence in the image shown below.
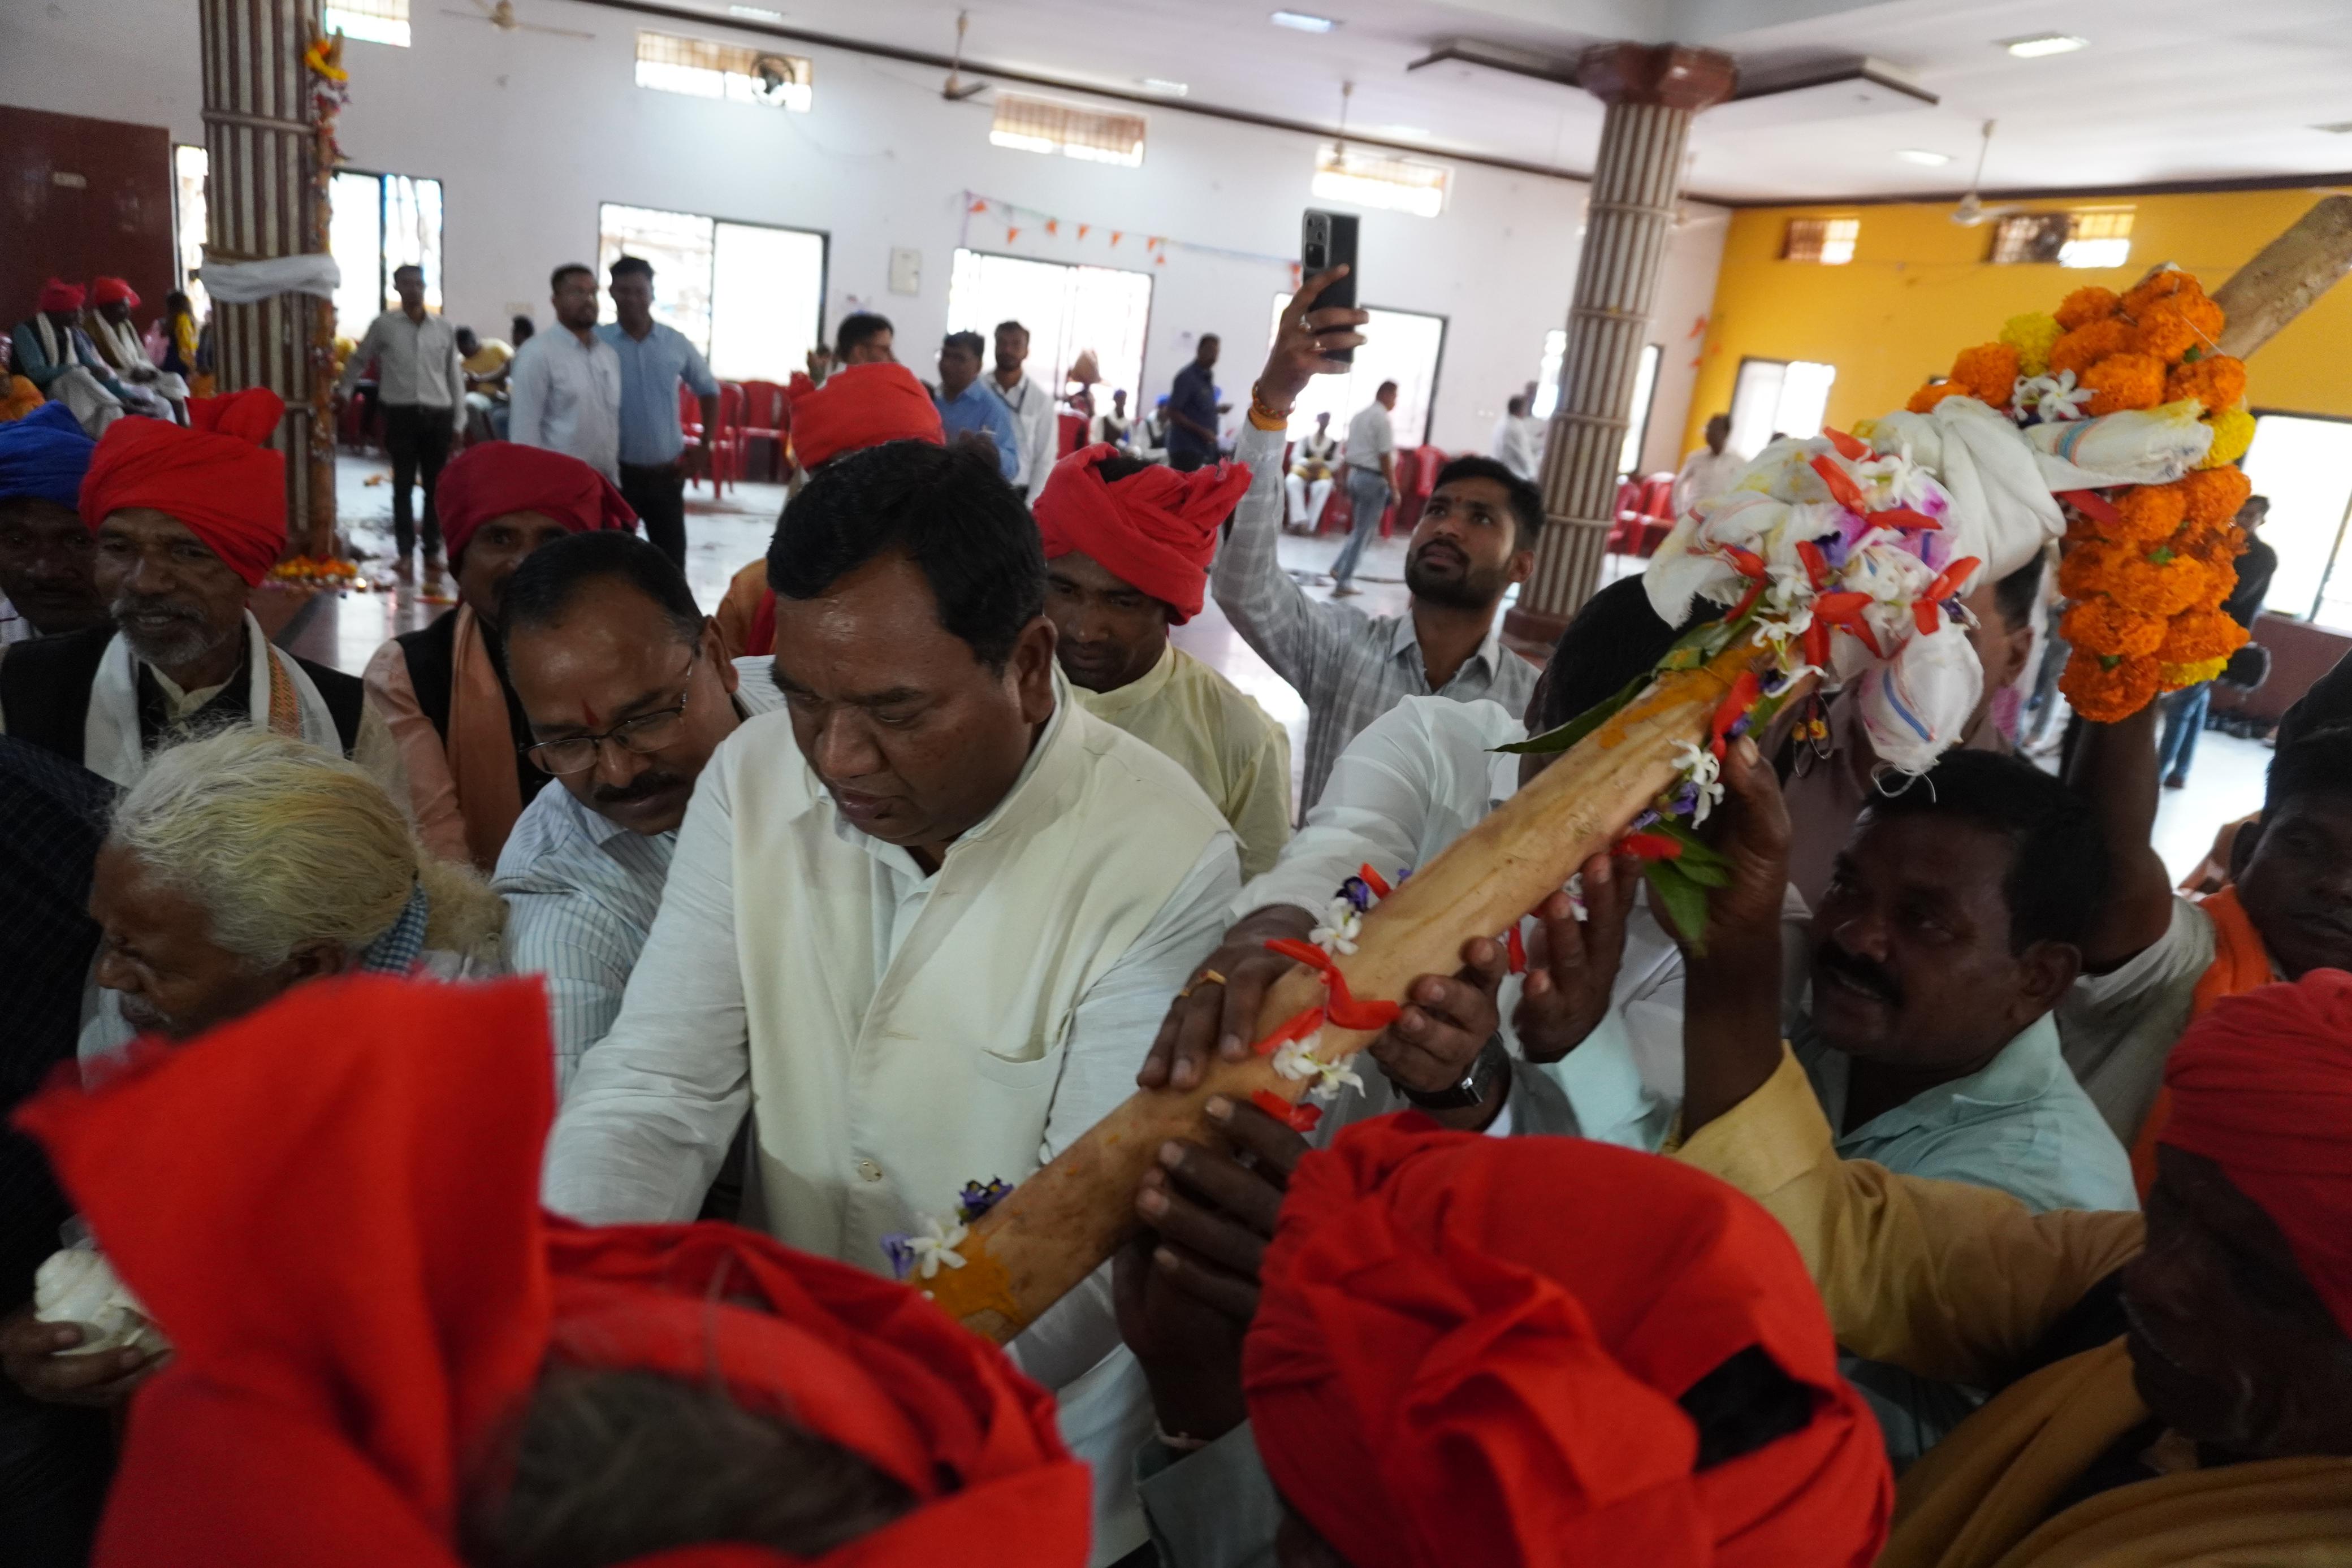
[495,530,784,1093]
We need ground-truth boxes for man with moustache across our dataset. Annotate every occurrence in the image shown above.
[1213,271,1537,808]
[0,389,400,792]
[543,438,1239,1558]
[495,530,782,1090]
[365,441,637,870]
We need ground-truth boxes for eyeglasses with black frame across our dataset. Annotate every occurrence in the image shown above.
[521,648,699,776]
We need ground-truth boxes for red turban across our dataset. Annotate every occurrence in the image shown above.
[435,440,637,562]
[90,276,140,309]
[14,975,1089,1568]
[2159,969,2352,1338]
[37,277,85,314]
[79,388,288,585]
[789,362,944,471]
[1244,1117,1890,1568]
[1031,444,1251,623]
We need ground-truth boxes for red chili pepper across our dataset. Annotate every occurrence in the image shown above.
[2059,489,2121,527]
[1722,544,1768,579]
[1505,922,1527,974]
[1823,427,1870,461]
[1322,967,1402,1032]
[1728,577,1766,622]
[1710,668,1762,744]
[1809,453,1866,513]
[1621,831,1684,861]
[1265,937,1332,971]
[1251,1089,1322,1133]
[1356,864,1392,899]
[1870,506,1940,532]
[1251,1004,1327,1056]
[1796,538,1831,589]
[1802,618,1831,670]
[1914,600,1941,636]
[1848,619,1884,659]
[1925,555,1982,603]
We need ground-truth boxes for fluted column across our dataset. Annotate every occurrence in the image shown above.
[201,0,334,557]
[1507,44,1733,647]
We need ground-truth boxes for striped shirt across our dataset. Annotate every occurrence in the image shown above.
[493,665,782,1093]
[1209,421,1538,808]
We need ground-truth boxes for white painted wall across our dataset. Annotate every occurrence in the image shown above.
[1,0,1724,462]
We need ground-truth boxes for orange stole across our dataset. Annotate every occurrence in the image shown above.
[2126,885,2273,1196]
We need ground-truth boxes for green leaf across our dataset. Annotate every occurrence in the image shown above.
[1495,666,1649,755]
[1644,859,1714,956]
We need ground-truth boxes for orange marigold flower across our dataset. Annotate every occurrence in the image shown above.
[1949,342,2021,406]
[2108,551,2211,619]
[2158,609,2249,667]
[2178,466,2253,527]
[2078,353,2167,415]
[2121,270,2207,319]
[2178,521,2247,568]
[2166,355,2247,413]
[2061,599,2167,659]
[2061,648,2161,724]
[2058,539,2126,601]
[2132,294,2226,362]
[2054,287,2122,331]
[1906,380,1970,414]
[2049,318,2135,378]
[2108,483,2188,544]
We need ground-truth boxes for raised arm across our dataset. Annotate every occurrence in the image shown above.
[1208,269,1368,689]
[2064,705,2177,971]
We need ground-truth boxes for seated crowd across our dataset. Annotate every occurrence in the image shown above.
[1,264,2346,1568]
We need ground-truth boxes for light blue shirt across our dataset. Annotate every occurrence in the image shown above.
[493,663,782,1093]
[596,321,721,467]
[935,379,1022,480]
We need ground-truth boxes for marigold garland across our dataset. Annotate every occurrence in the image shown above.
[2063,649,2162,724]
[2054,287,2122,331]
[1899,265,2247,719]
[2078,352,2167,415]
[2000,313,2064,376]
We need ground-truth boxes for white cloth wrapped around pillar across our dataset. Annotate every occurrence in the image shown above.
[197,253,342,305]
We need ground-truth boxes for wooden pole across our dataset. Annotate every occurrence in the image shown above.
[926,634,1762,1341]
[2213,194,2352,360]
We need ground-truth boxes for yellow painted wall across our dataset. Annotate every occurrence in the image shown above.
[1680,188,2352,461]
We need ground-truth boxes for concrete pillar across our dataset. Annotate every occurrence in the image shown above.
[1507,43,1733,648]
[200,0,335,557]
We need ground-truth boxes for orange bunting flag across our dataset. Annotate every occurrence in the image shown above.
[1045,219,1059,236]
[1110,230,1123,245]
[1008,226,1020,242]
[1077,224,1090,240]
[1155,253,1167,266]
[969,197,989,214]
[1147,236,1164,250]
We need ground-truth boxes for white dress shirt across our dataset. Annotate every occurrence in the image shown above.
[508,327,625,482]
[1344,400,1395,474]
[991,370,1061,496]
[337,307,465,422]
[1490,413,1544,482]
[1670,444,1745,517]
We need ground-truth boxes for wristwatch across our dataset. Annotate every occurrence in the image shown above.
[1400,1034,1511,1111]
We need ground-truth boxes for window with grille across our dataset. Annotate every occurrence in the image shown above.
[1782,217,1859,265]
[597,203,828,381]
[324,0,409,46]
[1990,210,2133,267]
[989,94,1147,167]
[1312,143,1449,218]
[634,31,812,110]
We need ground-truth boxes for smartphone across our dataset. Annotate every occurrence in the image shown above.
[1302,209,1359,363]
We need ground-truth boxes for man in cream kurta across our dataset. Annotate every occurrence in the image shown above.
[544,437,1238,1563]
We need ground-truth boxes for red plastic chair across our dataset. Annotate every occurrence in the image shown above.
[688,383,747,496]
[739,380,789,482]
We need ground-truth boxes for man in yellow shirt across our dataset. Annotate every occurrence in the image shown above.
[456,325,514,443]
[1659,739,2352,1568]
[1032,442,1294,876]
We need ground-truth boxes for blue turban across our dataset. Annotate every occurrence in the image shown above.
[0,401,97,509]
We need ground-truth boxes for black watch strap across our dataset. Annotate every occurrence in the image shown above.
[1401,1034,1510,1111]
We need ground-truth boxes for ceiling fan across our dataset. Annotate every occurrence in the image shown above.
[941,10,988,102]
[1951,120,2030,227]
[438,0,595,41]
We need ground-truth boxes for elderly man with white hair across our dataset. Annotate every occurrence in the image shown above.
[1,729,507,1414]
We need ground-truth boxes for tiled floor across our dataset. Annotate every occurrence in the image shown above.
[298,454,2269,885]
